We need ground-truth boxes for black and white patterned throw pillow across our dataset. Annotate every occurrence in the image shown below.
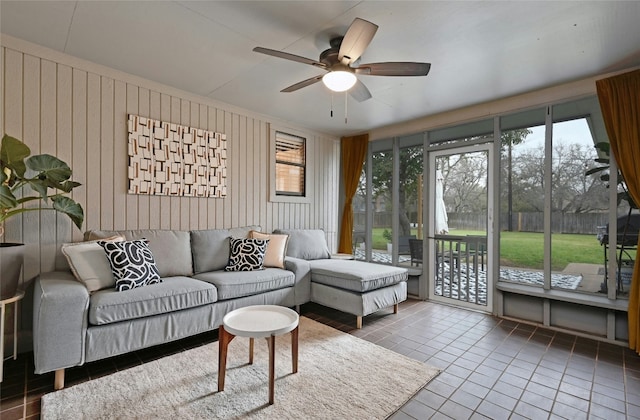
[225,237,269,271]
[98,240,162,291]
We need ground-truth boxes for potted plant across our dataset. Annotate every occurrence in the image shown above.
[383,228,393,253]
[587,141,638,293]
[587,142,637,209]
[1,134,84,299]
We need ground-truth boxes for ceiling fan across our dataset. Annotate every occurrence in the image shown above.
[253,18,431,102]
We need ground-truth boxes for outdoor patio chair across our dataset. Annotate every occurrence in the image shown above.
[409,239,423,266]
[352,226,366,252]
[436,239,460,270]
[398,235,416,255]
[466,235,487,271]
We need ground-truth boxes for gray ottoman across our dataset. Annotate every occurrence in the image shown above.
[308,259,408,328]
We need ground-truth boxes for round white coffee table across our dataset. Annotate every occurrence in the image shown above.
[217,305,299,405]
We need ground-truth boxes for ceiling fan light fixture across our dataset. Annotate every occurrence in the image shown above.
[254,17,430,100]
[322,70,357,92]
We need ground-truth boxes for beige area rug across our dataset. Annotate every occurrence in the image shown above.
[42,317,440,419]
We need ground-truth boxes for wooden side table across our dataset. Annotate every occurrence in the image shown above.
[218,305,299,405]
[1,289,25,382]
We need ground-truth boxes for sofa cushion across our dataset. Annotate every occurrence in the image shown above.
[191,229,232,273]
[99,240,162,292]
[308,260,408,292]
[193,268,294,300]
[191,226,262,274]
[89,277,217,325]
[225,238,268,271]
[61,236,124,292]
[273,229,330,260]
[228,225,261,238]
[85,230,192,277]
[250,231,289,268]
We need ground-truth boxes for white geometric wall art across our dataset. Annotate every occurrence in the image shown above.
[127,114,227,197]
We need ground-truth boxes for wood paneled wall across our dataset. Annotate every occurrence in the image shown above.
[1,41,340,284]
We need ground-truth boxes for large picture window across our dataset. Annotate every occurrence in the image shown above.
[275,131,306,196]
[359,96,627,304]
[496,98,628,298]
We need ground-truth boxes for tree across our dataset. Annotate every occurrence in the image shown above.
[500,129,532,230]
[510,145,545,212]
[398,147,423,236]
[552,143,608,213]
[439,152,487,213]
[369,147,423,237]
[509,142,609,213]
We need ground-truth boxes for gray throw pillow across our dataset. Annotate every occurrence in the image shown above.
[272,229,331,260]
[190,229,232,273]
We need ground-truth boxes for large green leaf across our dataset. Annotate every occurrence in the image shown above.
[26,154,72,182]
[0,184,18,210]
[43,179,81,193]
[60,180,82,193]
[27,179,49,201]
[51,195,84,229]
[1,134,30,178]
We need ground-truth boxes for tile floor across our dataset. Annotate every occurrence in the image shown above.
[2,298,640,419]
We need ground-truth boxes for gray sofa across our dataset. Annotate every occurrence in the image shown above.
[274,229,408,329]
[32,227,407,390]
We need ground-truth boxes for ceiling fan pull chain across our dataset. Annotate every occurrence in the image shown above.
[345,92,348,124]
[330,93,334,118]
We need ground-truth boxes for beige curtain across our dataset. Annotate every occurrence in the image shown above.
[596,69,640,353]
[338,134,369,254]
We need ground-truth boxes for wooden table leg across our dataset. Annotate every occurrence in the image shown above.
[249,337,254,365]
[0,302,5,382]
[218,325,235,392]
[268,335,275,405]
[291,326,298,374]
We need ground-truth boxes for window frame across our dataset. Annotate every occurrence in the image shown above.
[269,126,313,203]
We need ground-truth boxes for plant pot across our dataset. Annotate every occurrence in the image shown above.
[1,243,25,300]
[387,243,393,253]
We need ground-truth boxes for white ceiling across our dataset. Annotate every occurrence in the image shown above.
[2,1,640,136]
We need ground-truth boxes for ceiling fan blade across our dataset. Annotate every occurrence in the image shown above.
[281,75,324,93]
[338,18,378,65]
[349,79,372,102]
[253,47,327,69]
[355,62,431,76]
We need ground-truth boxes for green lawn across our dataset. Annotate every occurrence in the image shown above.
[500,231,603,271]
[369,228,604,271]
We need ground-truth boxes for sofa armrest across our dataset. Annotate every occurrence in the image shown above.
[284,256,311,305]
[33,271,90,374]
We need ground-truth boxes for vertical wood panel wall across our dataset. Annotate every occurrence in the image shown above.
[1,43,340,282]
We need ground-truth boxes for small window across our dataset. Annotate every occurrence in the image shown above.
[275,131,306,196]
